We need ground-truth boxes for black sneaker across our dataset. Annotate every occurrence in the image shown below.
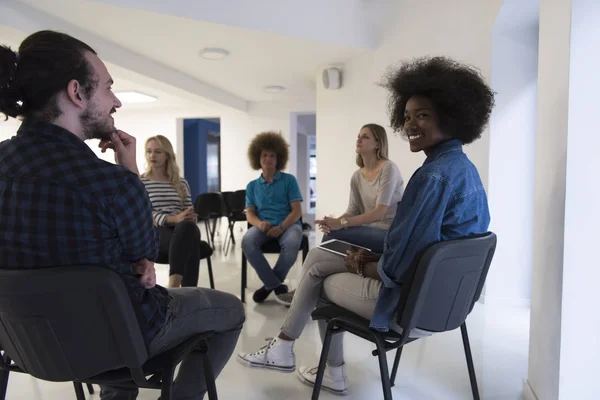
[253,284,288,303]
[253,286,273,303]
[274,284,289,296]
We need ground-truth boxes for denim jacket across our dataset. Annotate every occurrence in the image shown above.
[370,139,490,331]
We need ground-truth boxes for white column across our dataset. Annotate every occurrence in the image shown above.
[526,0,572,398]
[559,0,600,398]
[485,0,538,308]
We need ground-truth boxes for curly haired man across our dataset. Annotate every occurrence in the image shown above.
[242,131,303,304]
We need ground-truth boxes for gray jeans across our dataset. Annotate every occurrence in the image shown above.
[281,248,383,367]
[100,287,245,400]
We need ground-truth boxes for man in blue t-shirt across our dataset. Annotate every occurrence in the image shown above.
[242,131,303,303]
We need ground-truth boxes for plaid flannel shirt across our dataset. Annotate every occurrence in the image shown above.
[0,118,169,347]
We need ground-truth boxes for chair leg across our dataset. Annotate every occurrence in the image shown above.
[311,325,335,400]
[160,366,176,400]
[86,383,95,394]
[461,323,480,400]
[302,242,309,263]
[0,369,9,400]
[228,220,236,245]
[207,257,215,289]
[202,347,218,400]
[373,334,393,400]
[204,222,213,249]
[210,219,217,244]
[390,346,404,387]
[73,382,86,400]
[241,255,247,303]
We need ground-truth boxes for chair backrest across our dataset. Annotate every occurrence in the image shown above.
[0,266,148,381]
[397,233,497,334]
[231,190,247,214]
[194,192,225,219]
[221,191,235,215]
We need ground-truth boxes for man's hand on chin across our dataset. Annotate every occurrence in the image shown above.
[133,258,156,289]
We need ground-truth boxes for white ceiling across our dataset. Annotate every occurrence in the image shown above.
[3,0,376,109]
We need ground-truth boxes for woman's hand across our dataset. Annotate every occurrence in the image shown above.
[173,207,197,224]
[345,249,381,275]
[354,248,381,263]
[315,216,343,234]
[344,251,360,274]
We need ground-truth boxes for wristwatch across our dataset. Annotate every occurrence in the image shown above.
[340,218,349,229]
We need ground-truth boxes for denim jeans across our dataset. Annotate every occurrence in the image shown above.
[100,288,245,400]
[323,225,387,253]
[241,223,303,290]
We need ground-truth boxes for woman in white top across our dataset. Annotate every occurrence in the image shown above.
[316,123,404,253]
[141,135,200,288]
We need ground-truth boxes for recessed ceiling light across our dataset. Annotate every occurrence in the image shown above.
[264,85,286,93]
[199,48,230,60]
[115,91,157,104]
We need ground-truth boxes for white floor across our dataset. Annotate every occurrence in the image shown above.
[5,223,530,400]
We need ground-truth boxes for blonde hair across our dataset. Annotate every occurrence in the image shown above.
[142,135,187,203]
[356,123,390,168]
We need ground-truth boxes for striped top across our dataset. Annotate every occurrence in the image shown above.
[141,178,192,227]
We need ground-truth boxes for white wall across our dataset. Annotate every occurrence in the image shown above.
[526,0,572,398]
[485,0,539,308]
[219,100,314,191]
[559,0,600,398]
[296,132,310,213]
[86,99,315,191]
[296,114,316,214]
[315,0,501,223]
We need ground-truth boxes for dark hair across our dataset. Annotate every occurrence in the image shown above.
[356,123,389,167]
[382,56,495,144]
[0,30,98,121]
[247,131,289,170]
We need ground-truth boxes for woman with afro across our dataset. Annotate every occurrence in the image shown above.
[241,131,304,304]
[237,57,494,396]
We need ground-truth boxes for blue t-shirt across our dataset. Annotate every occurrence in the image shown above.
[370,139,491,331]
[246,171,303,226]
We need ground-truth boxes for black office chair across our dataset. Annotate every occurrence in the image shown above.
[0,266,218,400]
[241,220,310,303]
[310,232,497,400]
[155,239,215,289]
[222,190,247,255]
[194,193,226,249]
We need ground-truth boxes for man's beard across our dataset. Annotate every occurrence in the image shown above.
[81,102,116,141]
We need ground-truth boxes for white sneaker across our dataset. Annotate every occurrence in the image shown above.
[297,364,348,395]
[237,337,296,372]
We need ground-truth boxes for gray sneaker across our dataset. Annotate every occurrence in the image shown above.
[275,289,295,307]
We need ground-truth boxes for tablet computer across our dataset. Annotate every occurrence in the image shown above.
[318,239,371,257]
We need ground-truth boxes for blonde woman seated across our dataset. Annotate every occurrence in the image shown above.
[317,123,404,254]
[277,124,404,307]
[141,135,201,288]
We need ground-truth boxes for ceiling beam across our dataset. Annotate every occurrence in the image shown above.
[91,0,381,50]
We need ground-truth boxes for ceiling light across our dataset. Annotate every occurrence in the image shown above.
[199,48,230,60]
[115,91,157,104]
[264,85,286,93]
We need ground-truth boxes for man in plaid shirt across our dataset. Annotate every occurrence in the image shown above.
[0,31,244,400]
